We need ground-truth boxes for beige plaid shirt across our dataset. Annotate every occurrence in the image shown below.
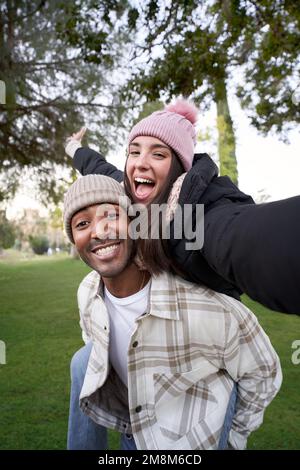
[77,270,282,450]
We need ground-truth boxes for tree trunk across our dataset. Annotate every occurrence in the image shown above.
[70,244,80,259]
[215,77,238,185]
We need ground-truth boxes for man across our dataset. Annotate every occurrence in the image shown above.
[64,174,282,450]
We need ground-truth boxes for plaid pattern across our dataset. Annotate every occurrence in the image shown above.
[77,270,282,450]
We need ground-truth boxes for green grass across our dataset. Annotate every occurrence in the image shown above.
[0,254,299,449]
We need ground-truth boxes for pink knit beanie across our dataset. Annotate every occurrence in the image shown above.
[127,100,198,171]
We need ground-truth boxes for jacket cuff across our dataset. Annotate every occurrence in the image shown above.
[65,139,82,158]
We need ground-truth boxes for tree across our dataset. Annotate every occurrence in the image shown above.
[234,0,300,137]
[29,234,49,254]
[48,206,64,249]
[0,209,15,250]
[0,0,129,202]
[12,207,47,250]
[120,0,300,182]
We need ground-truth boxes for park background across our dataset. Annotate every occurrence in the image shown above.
[0,0,299,450]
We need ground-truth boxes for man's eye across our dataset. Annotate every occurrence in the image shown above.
[129,151,140,156]
[75,220,89,229]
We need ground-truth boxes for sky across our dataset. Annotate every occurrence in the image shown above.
[6,96,300,220]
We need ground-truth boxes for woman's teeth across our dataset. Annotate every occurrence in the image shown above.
[134,177,154,184]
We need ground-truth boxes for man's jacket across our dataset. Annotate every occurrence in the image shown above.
[77,270,281,450]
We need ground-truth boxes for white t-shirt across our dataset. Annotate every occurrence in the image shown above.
[104,281,150,386]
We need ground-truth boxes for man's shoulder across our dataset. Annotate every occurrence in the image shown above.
[171,272,251,317]
[77,270,101,307]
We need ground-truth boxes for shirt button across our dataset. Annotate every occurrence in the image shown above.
[135,405,142,413]
[132,341,138,348]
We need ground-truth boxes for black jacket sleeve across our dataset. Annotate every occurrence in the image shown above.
[177,157,300,314]
[203,195,300,314]
[169,167,254,302]
[73,147,124,182]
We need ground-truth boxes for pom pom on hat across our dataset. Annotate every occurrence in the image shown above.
[165,99,198,125]
[128,99,198,171]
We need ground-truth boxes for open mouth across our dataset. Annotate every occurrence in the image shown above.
[133,177,155,201]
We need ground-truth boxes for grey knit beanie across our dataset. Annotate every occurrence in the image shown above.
[63,175,130,244]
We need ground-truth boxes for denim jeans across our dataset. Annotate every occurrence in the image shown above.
[67,342,108,450]
[218,381,237,449]
[67,342,237,450]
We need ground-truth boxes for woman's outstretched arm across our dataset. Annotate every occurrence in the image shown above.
[175,158,300,314]
[65,128,123,182]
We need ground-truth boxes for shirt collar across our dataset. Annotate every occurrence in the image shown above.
[95,270,181,322]
[147,271,181,321]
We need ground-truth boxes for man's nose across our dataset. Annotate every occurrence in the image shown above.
[91,218,109,240]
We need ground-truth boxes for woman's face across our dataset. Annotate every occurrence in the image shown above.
[126,136,172,205]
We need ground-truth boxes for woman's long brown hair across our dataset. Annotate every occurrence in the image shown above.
[124,151,186,275]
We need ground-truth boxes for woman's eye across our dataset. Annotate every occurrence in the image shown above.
[153,153,165,158]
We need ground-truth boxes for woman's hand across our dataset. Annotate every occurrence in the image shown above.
[65,126,87,158]
[66,126,87,145]
[71,126,87,142]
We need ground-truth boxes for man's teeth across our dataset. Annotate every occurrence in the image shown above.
[134,177,153,184]
[95,244,119,256]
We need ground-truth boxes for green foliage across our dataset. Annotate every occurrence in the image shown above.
[49,207,63,231]
[0,210,15,249]
[234,1,300,136]
[1,0,298,203]
[0,0,129,202]
[29,235,49,255]
[216,79,238,184]
[120,0,299,176]
[132,100,164,124]
[127,7,139,30]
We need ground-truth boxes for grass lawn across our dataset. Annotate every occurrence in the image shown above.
[0,253,299,449]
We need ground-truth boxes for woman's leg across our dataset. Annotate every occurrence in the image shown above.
[67,342,108,450]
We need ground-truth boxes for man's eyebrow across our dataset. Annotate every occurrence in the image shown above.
[72,208,89,221]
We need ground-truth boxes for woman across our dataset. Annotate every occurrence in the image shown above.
[66,100,300,314]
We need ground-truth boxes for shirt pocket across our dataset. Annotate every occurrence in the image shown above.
[153,363,218,445]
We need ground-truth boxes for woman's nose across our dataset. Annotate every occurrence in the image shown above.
[135,151,150,169]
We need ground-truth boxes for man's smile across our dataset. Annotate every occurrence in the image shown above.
[90,241,121,260]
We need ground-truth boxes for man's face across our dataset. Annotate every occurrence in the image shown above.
[71,203,133,278]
